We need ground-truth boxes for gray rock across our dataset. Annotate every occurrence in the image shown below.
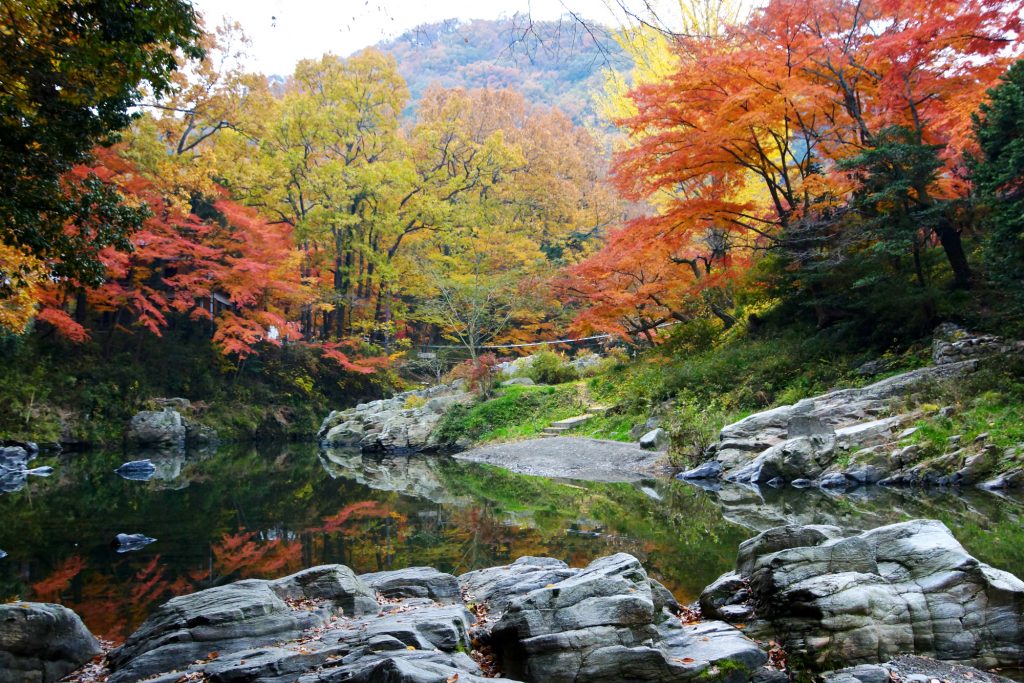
[677,460,723,480]
[125,409,186,449]
[639,427,670,451]
[0,602,101,683]
[360,567,461,604]
[489,553,764,682]
[704,519,1024,671]
[319,382,473,453]
[818,472,850,488]
[501,376,535,386]
[108,564,378,682]
[459,556,578,614]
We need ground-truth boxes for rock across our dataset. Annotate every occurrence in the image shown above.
[125,409,186,450]
[639,427,670,451]
[0,550,6,559]
[502,376,535,386]
[24,466,53,477]
[978,467,1024,490]
[822,655,1016,683]
[152,397,191,410]
[710,360,982,484]
[0,602,101,683]
[319,381,474,453]
[107,564,378,682]
[459,556,578,614]
[791,478,814,488]
[703,519,1024,671]
[360,567,461,604]
[113,533,157,553]
[488,553,764,682]
[932,323,1008,366]
[677,460,723,480]
[115,460,158,481]
[818,472,849,488]
[98,554,767,683]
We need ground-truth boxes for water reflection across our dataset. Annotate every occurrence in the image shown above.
[0,442,1022,645]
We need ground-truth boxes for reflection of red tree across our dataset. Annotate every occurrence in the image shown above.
[212,531,302,579]
[317,501,391,534]
[31,555,86,602]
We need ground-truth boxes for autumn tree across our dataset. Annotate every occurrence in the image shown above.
[0,0,203,289]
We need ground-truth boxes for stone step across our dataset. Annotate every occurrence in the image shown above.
[587,405,613,415]
[550,414,594,429]
[542,426,570,435]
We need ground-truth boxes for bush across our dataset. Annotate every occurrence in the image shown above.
[527,351,578,385]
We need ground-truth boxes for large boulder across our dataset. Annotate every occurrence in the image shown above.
[318,381,473,453]
[487,553,766,683]
[361,567,461,604]
[701,519,1024,671]
[0,602,101,683]
[107,565,378,682]
[125,409,187,450]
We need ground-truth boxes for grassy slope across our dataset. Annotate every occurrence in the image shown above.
[437,321,932,464]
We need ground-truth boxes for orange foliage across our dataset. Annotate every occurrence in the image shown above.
[572,0,1023,336]
[31,555,86,602]
[211,530,303,579]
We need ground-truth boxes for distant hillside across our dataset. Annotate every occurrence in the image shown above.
[376,17,625,123]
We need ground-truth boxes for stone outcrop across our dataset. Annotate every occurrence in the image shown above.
[473,554,768,683]
[679,326,1024,491]
[701,519,1024,671]
[0,602,101,683]
[125,403,218,452]
[107,564,378,682]
[63,553,773,683]
[318,381,473,453]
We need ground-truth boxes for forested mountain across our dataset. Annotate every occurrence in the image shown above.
[376,17,624,123]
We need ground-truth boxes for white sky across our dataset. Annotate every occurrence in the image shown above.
[191,0,629,75]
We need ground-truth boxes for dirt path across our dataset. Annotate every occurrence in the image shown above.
[454,436,666,482]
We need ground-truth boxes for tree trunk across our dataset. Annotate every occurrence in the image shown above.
[933,222,972,289]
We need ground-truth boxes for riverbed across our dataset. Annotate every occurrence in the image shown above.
[1,442,1022,643]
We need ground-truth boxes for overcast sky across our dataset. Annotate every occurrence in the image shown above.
[191,0,633,75]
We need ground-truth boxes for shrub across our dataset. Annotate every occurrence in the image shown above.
[527,351,578,385]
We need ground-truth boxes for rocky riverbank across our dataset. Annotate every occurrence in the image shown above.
[680,325,1024,491]
[9,519,1023,683]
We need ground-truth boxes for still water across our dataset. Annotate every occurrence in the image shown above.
[1,442,1023,643]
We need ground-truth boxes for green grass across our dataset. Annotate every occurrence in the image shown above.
[433,383,586,444]
[905,357,1024,465]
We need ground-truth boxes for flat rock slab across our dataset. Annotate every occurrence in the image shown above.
[455,437,664,482]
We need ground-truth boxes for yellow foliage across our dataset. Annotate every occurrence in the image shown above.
[0,244,43,334]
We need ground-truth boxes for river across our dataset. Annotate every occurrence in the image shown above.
[1,442,1022,644]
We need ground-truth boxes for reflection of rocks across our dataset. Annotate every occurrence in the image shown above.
[114,460,157,481]
[318,381,473,453]
[692,479,1024,536]
[113,533,157,553]
[0,445,51,495]
[319,448,469,504]
[0,602,101,683]
[686,326,1024,490]
[702,520,1024,671]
